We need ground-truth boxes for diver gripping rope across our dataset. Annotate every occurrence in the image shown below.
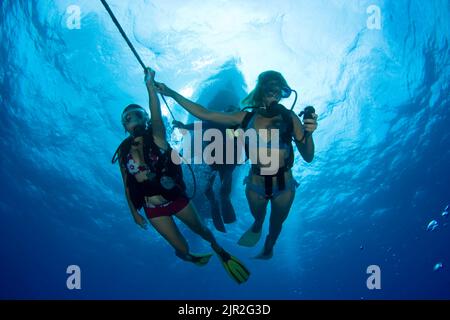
[100,0,146,70]
[102,0,196,199]
[100,0,177,120]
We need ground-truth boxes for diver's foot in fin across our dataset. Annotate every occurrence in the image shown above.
[255,237,274,260]
[221,199,237,224]
[237,226,262,247]
[254,249,273,260]
[215,248,250,284]
[177,252,213,267]
[210,200,226,233]
[189,253,214,266]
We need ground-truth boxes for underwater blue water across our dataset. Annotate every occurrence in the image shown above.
[1,0,449,299]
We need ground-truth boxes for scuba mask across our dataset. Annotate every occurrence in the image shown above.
[260,81,298,111]
[121,108,150,137]
[261,81,293,100]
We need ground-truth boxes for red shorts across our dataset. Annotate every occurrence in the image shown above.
[144,197,189,219]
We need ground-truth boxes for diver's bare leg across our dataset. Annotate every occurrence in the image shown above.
[245,187,269,233]
[204,170,217,202]
[204,170,225,232]
[175,201,221,252]
[219,168,236,224]
[149,216,190,255]
[259,189,295,258]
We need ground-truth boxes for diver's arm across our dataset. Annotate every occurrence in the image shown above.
[119,162,147,229]
[296,135,315,163]
[290,111,316,163]
[156,83,245,126]
[145,68,166,142]
[119,166,138,214]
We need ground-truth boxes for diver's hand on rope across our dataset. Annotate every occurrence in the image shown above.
[154,82,174,97]
[133,211,148,230]
[144,67,156,88]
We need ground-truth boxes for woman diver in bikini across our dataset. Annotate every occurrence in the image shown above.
[155,71,318,259]
[112,68,250,284]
